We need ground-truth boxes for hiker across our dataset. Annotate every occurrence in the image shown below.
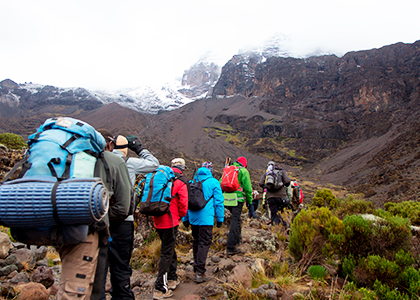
[182,162,224,283]
[259,161,291,228]
[248,188,260,219]
[98,133,159,300]
[64,129,132,300]
[223,156,253,255]
[152,158,188,299]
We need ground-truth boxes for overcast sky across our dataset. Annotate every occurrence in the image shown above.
[1,0,419,91]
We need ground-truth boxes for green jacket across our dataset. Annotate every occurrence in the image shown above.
[221,162,253,205]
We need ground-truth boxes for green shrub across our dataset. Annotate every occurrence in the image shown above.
[331,214,411,260]
[0,133,26,150]
[342,254,357,282]
[289,207,344,263]
[307,265,328,281]
[336,195,375,219]
[384,201,420,226]
[373,280,411,300]
[398,267,420,296]
[311,189,338,209]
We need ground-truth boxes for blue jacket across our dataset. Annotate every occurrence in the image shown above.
[183,167,225,226]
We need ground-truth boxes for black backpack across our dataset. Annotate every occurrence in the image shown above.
[265,167,284,192]
[188,175,213,211]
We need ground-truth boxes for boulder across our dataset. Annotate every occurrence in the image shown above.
[31,266,54,288]
[10,272,30,284]
[16,282,49,300]
[227,263,252,289]
[0,232,11,259]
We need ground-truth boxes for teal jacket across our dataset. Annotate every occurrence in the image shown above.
[221,161,253,205]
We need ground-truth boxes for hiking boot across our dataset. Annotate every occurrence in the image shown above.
[167,279,180,290]
[194,273,208,283]
[226,247,242,255]
[153,288,173,299]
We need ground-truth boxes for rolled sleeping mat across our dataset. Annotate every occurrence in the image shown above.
[0,176,109,228]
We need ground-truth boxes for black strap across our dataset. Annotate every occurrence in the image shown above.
[61,154,73,179]
[47,158,61,178]
[51,181,62,226]
[0,156,28,184]
[97,152,111,183]
[61,134,79,149]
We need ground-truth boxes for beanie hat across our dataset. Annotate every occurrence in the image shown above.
[237,156,247,168]
[171,158,186,171]
[115,135,129,157]
[201,161,213,173]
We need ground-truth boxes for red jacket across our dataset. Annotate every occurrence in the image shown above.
[153,167,188,229]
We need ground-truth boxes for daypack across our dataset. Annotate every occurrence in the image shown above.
[139,165,175,216]
[0,117,109,246]
[265,166,284,192]
[220,165,241,193]
[188,175,213,211]
[295,182,303,204]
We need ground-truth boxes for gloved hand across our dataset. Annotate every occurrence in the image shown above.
[126,135,144,155]
[216,221,223,228]
[183,220,190,228]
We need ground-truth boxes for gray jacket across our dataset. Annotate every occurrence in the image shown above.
[113,149,159,220]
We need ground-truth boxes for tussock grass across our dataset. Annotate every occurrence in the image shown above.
[130,238,161,272]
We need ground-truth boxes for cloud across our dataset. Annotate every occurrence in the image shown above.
[1,0,419,90]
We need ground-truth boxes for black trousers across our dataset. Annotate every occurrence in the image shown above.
[267,197,287,227]
[155,226,178,292]
[226,201,244,250]
[191,225,213,275]
[99,221,135,300]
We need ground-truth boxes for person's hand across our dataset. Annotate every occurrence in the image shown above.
[183,220,190,228]
[127,135,144,155]
[216,221,223,228]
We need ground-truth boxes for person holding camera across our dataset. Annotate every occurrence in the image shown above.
[98,132,159,300]
[258,161,291,228]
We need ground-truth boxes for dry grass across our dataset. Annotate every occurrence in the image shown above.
[130,238,161,272]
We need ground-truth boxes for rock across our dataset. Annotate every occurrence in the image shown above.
[16,282,49,300]
[227,264,252,289]
[0,254,24,271]
[211,255,221,263]
[199,281,225,297]
[7,270,18,279]
[0,265,18,276]
[10,272,30,284]
[52,258,61,264]
[31,246,48,261]
[219,258,235,271]
[266,289,277,300]
[181,295,201,300]
[12,248,36,269]
[11,243,26,249]
[0,232,11,259]
[31,266,54,288]
[36,258,49,267]
[249,220,260,229]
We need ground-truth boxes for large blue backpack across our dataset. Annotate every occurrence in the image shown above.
[0,117,110,246]
[139,165,175,216]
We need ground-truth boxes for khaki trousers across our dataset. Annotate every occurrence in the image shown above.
[57,232,100,300]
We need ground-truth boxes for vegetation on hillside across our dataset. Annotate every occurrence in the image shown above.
[0,133,26,150]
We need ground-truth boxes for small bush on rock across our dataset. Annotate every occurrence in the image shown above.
[0,133,26,150]
[336,195,375,219]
